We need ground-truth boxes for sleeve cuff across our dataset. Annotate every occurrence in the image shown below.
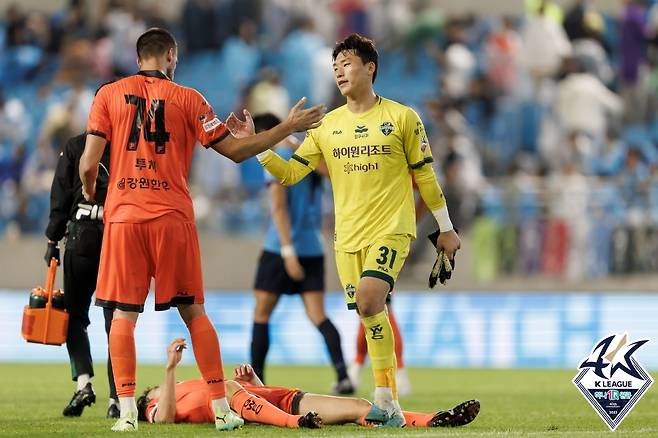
[432,207,453,232]
[257,150,272,162]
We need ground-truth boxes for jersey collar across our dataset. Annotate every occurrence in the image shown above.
[137,70,171,80]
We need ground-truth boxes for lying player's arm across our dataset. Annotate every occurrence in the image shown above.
[234,364,264,386]
[79,134,107,202]
[154,339,187,423]
[213,98,325,163]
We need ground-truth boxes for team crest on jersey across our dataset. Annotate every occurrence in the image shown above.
[573,333,653,431]
[380,121,394,136]
[345,284,356,299]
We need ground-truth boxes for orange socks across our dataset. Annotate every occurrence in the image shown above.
[230,389,300,428]
[109,318,137,397]
[187,314,225,399]
[403,411,433,427]
[355,323,367,365]
[354,307,405,368]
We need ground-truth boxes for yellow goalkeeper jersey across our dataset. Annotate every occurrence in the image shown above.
[286,96,434,252]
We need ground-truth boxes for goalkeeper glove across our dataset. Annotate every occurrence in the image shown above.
[427,229,457,288]
[44,241,60,266]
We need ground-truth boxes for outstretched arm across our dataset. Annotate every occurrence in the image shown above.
[213,97,325,163]
[153,338,187,423]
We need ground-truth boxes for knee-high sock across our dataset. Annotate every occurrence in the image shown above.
[403,411,434,427]
[361,311,397,399]
[387,307,404,368]
[187,314,225,400]
[230,389,300,428]
[357,309,404,368]
[109,318,136,398]
[250,322,269,383]
[317,319,348,381]
[355,322,367,365]
[103,308,117,400]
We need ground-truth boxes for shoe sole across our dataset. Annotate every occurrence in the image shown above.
[429,399,480,427]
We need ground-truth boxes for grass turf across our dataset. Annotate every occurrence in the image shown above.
[0,364,656,437]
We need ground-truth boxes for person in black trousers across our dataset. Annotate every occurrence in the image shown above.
[44,132,118,418]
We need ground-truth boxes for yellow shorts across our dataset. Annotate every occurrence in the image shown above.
[335,234,411,310]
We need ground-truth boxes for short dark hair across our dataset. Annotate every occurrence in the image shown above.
[136,28,177,60]
[332,33,378,83]
[136,386,155,422]
[252,113,281,133]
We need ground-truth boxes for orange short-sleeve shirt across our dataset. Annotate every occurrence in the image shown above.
[87,70,229,223]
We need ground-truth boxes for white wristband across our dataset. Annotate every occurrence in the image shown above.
[257,150,272,162]
[281,245,296,258]
[432,207,453,232]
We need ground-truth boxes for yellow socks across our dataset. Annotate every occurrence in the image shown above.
[361,310,397,399]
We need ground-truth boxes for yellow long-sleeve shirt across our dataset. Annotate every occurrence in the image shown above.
[261,96,447,252]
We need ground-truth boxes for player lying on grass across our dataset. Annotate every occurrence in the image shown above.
[137,339,480,428]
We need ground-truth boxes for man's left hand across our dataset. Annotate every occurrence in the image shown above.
[436,229,461,260]
[226,109,255,139]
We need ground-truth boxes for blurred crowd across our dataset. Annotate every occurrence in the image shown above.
[1,0,658,280]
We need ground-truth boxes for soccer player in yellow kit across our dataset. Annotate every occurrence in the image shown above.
[229,34,461,427]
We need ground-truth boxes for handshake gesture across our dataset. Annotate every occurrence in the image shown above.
[225,97,325,139]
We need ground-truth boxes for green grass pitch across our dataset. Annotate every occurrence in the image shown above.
[0,364,656,437]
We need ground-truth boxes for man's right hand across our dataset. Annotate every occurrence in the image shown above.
[166,338,186,370]
[285,97,325,133]
[283,255,306,281]
[44,241,60,266]
[82,183,96,202]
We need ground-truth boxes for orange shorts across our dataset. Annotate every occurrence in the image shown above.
[244,385,303,414]
[95,214,204,312]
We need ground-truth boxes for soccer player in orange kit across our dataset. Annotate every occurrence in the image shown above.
[138,339,480,429]
[79,27,325,432]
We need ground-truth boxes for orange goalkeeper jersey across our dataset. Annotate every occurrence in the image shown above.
[87,70,229,223]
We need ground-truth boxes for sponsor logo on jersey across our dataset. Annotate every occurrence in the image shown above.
[343,162,379,174]
[203,117,221,133]
[354,125,368,139]
[380,121,394,136]
[332,130,342,135]
[333,145,391,159]
[573,333,653,431]
[421,135,429,152]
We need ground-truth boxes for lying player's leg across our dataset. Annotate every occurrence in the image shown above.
[296,392,480,428]
[226,381,321,429]
[405,399,481,427]
[296,393,383,425]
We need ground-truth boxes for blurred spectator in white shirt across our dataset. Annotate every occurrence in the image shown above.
[555,58,623,140]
